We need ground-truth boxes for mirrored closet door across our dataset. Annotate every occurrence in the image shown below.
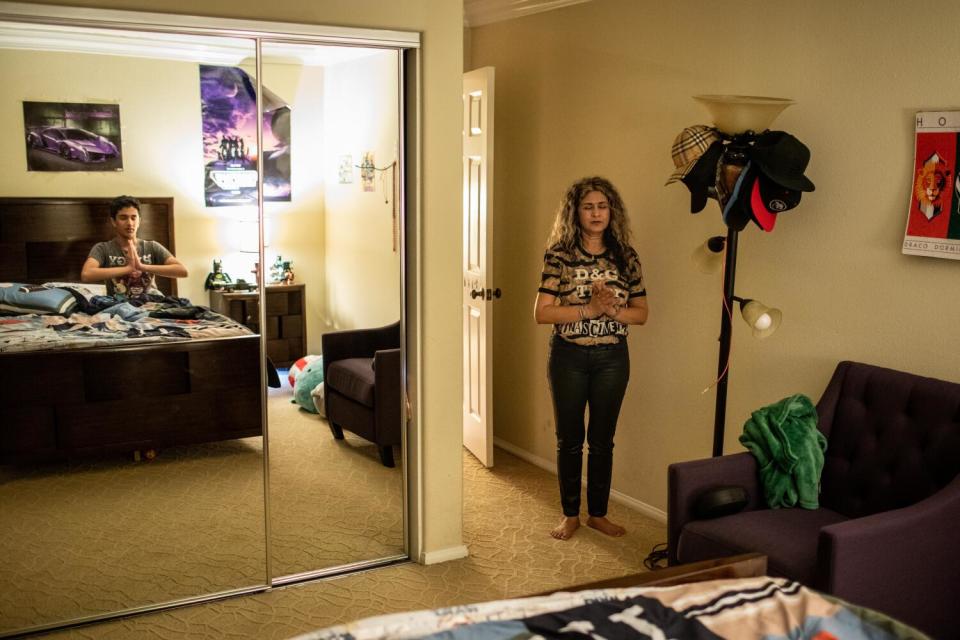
[258,41,406,580]
[0,3,415,636]
[0,21,268,637]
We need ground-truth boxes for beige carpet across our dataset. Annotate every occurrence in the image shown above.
[266,382,403,576]
[36,446,666,639]
[0,437,267,634]
[1,381,404,636]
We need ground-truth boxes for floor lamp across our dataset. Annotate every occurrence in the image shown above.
[693,95,792,456]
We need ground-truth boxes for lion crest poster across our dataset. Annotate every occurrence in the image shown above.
[903,111,960,259]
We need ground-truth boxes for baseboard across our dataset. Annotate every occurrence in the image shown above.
[419,544,469,565]
[608,487,666,523]
[493,437,667,524]
[494,437,556,471]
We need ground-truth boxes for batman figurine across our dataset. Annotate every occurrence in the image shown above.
[204,259,233,290]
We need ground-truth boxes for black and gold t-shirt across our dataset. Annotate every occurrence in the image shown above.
[538,242,646,346]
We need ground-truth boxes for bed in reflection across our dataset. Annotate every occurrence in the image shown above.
[0,197,263,463]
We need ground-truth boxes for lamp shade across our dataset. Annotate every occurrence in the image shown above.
[692,236,726,274]
[693,95,794,135]
[740,299,782,339]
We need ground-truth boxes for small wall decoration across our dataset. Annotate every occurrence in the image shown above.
[200,65,291,207]
[23,101,123,171]
[338,155,353,183]
[353,154,400,253]
[360,151,376,191]
[903,111,960,260]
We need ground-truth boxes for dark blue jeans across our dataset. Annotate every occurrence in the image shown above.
[548,336,630,517]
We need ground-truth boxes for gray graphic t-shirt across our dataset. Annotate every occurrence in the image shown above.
[88,239,172,297]
[538,242,646,346]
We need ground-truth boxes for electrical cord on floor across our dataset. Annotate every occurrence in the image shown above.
[643,542,669,570]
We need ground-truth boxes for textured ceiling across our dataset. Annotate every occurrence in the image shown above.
[464,0,592,27]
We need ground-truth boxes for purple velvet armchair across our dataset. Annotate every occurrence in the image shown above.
[322,321,402,467]
[668,361,960,639]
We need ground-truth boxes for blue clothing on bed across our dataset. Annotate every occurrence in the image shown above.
[100,301,149,321]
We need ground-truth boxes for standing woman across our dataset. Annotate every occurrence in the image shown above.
[534,176,648,540]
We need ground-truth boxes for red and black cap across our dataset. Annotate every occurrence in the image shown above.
[749,171,802,231]
[721,162,802,232]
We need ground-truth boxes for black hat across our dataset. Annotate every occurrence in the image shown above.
[750,131,815,192]
[681,140,723,213]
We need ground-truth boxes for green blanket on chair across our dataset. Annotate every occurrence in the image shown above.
[739,394,827,509]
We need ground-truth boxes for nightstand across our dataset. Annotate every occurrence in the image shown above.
[209,283,306,367]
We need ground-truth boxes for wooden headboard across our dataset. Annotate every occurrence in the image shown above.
[0,197,176,296]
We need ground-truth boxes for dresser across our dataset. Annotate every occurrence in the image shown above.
[208,283,306,367]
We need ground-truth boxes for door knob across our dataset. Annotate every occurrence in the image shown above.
[470,289,484,299]
[492,288,502,299]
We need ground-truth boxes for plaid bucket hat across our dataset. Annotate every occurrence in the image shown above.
[666,125,720,185]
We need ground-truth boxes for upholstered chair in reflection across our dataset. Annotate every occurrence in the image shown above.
[321,321,401,467]
[668,361,960,639]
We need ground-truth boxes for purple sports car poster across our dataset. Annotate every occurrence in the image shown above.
[200,65,291,207]
[903,111,960,260]
[23,101,123,171]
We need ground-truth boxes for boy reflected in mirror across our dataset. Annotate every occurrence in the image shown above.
[81,195,187,298]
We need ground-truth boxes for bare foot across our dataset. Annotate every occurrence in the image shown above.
[551,516,580,540]
[587,516,626,537]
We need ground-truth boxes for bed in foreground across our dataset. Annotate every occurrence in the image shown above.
[295,554,928,640]
[0,197,263,463]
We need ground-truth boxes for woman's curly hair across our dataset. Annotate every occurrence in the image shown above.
[546,176,633,272]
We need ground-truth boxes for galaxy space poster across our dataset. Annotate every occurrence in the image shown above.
[200,65,291,207]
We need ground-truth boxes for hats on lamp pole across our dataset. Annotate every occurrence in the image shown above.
[737,298,782,338]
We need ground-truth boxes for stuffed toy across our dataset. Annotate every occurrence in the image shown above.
[292,358,324,413]
[288,354,321,388]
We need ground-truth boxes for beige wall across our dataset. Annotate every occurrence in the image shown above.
[322,51,402,333]
[471,0,960,515]
[5,0,464,560]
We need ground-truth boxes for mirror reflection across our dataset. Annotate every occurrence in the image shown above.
[0,17,409,634]
[258,42,405,578]
[0,24,267,634]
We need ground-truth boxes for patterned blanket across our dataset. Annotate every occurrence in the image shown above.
[294,577,928,640]
[0,302,252,353]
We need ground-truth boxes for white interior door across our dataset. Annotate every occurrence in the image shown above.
[462,67,495,468]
